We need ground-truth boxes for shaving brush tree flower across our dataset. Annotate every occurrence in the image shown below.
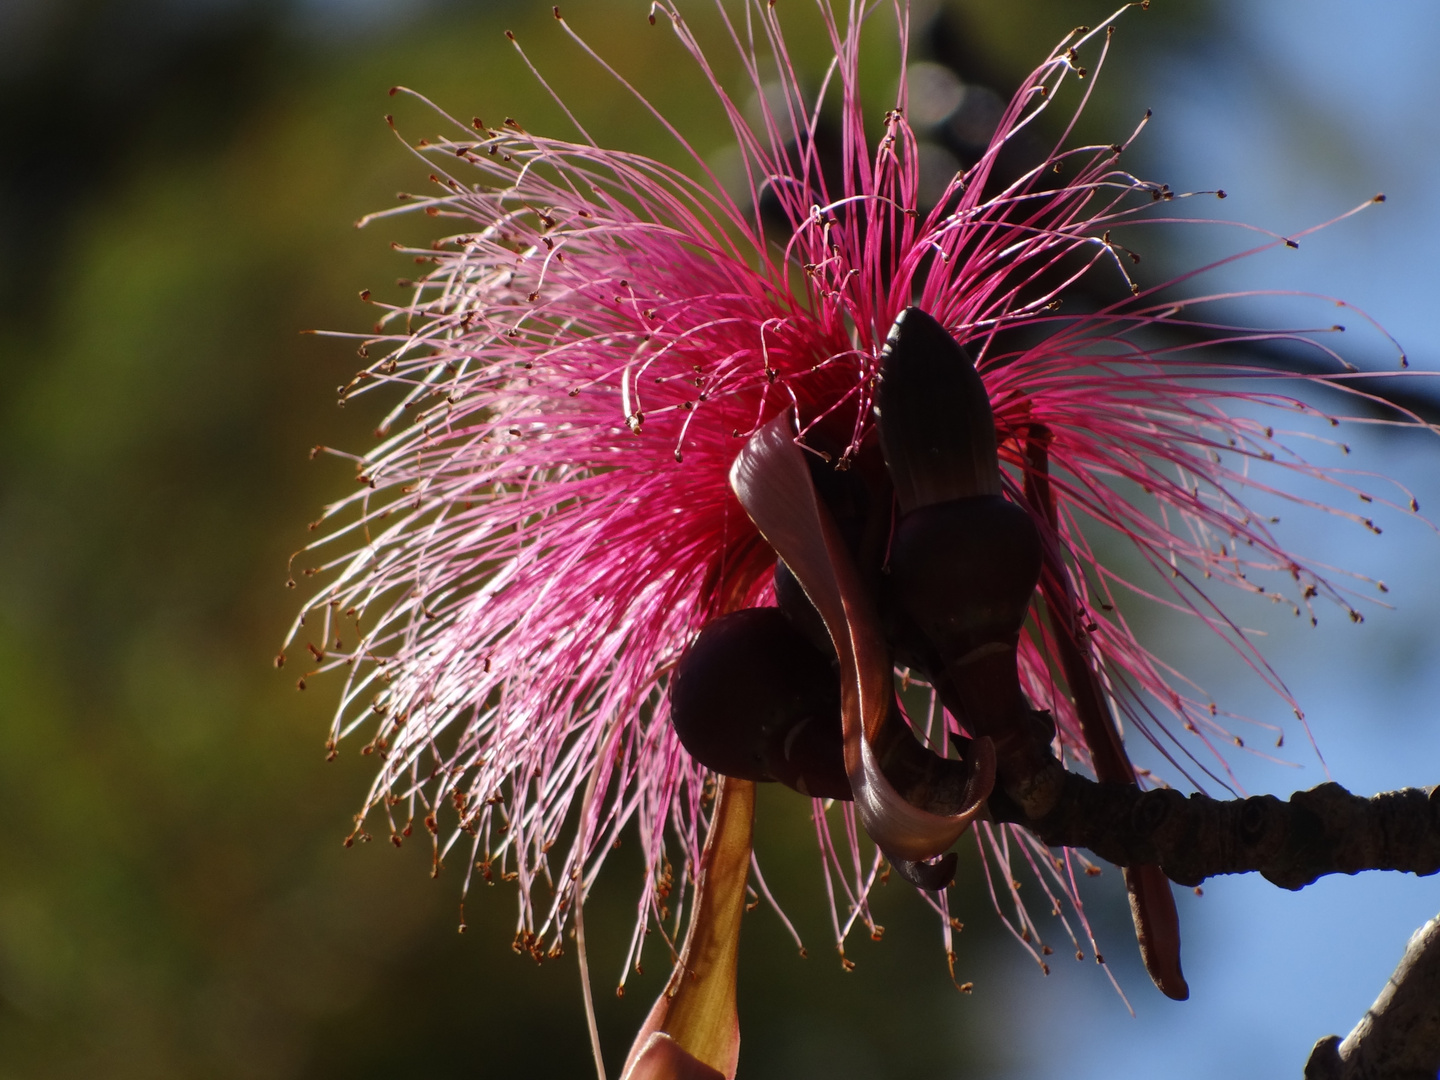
[286,2,1440,1076]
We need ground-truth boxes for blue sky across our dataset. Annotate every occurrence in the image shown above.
[974,2,1440,1075]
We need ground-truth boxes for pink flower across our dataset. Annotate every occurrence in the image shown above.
[288,0,1410,1066]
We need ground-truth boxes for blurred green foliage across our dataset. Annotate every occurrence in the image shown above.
[0,1,1197,1075]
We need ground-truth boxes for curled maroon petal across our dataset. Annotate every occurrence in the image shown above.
[729,413,993,862]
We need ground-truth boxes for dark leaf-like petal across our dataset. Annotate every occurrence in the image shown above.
[1126,863,1189,1000]
[875,307,1000,513]
[730,413,993,862]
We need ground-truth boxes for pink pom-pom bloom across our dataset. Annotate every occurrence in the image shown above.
[288,0,1416,1035]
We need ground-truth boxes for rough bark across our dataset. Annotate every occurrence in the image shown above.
[1304,913,1440,1080]
[984,776,1440,890]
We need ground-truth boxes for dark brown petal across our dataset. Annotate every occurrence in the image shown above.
[730,413,993,862]
[874,307,1000,513]
[1126,863,1190,1001]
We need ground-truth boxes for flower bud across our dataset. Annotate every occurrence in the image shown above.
[874,307,1000,513]
[888,496,1042,660]
[669,607,851,799]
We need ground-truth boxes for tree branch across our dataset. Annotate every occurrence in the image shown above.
[1304,913,1440,1080]
[985,775,1440,889]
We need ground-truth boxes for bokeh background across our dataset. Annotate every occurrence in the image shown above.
[1,0,1437,1077]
